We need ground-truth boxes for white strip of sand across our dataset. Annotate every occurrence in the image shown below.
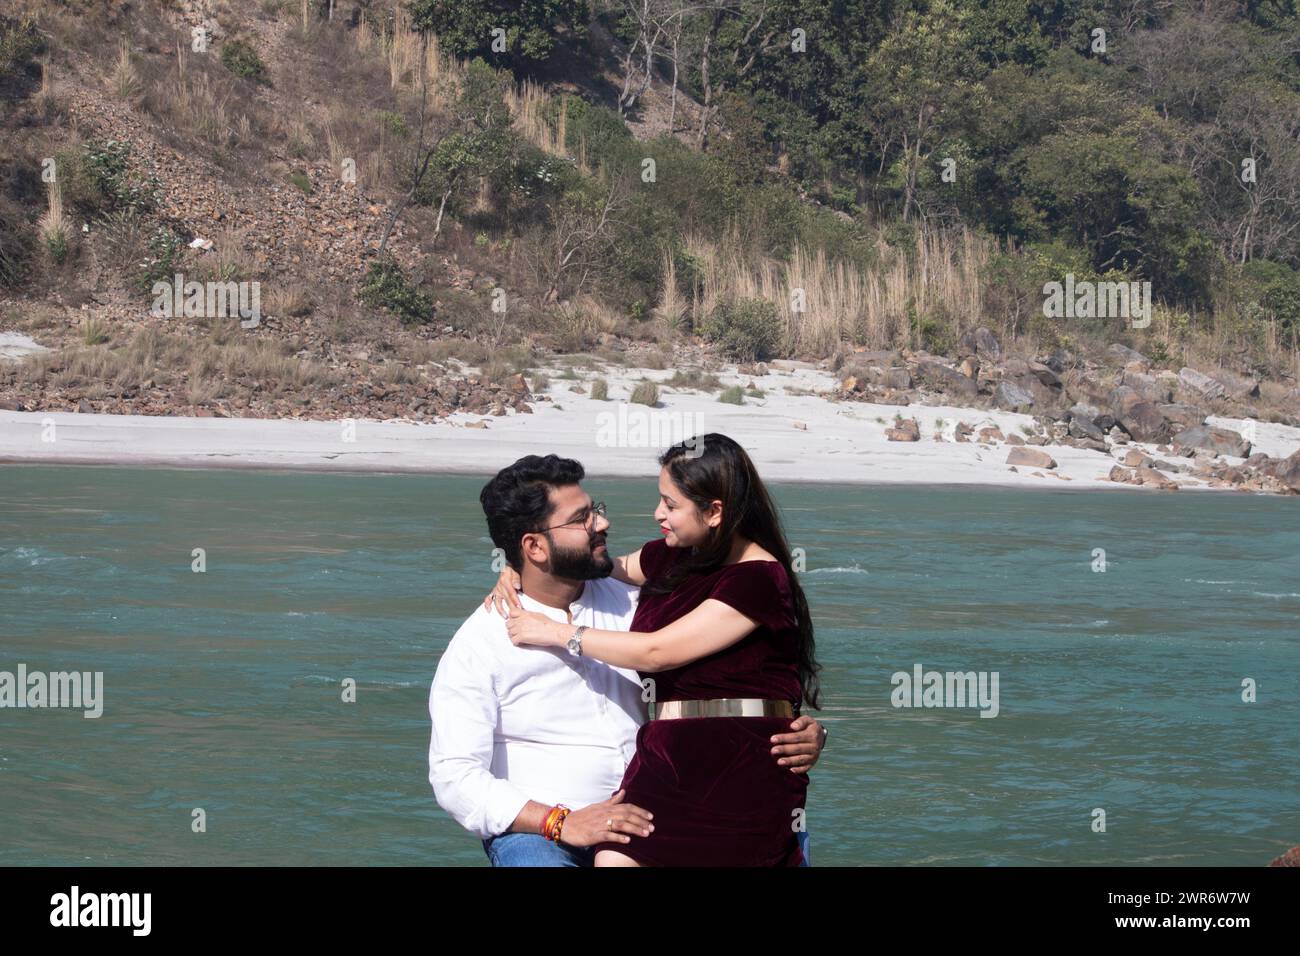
[1,361,1295,490]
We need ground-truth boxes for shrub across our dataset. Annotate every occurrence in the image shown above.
[56,140,157,217]
[1238,260,1300,351]
[358,256,434,325]
[220,40,265,81]
[0,16,43,87]
[377,109,409,138]
[555,96,633,167]
[590,377,608,400]
[630,380,659,406]
[288,172,312,195]
[666,368,722,391]
[700,298,783,362]
[136,225,184,295]
[718,385,744,405]
[81,317,109,345]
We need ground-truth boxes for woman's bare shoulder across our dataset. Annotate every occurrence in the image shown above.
[737,544,779,564]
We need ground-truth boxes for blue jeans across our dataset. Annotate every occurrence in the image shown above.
[483,829,811,867]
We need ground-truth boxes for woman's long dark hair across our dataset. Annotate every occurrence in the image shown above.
[644,433,822,710]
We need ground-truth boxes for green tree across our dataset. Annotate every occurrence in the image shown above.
[407,0,590,70]
[420,59,516,240]
[862,0,986,221]
[1018,118,1216,298]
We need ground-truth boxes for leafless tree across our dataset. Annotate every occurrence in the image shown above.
[377,37,442,257]
[529,175,630,304]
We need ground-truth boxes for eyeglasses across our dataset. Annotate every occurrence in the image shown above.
[539,501,607,532]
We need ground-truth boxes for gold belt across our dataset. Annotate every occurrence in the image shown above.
[652,698,794,720]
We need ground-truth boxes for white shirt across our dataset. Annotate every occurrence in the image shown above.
[428,576,648,839]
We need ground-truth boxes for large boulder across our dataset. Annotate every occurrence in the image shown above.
[1069,402,1103,423]
[915,359,978,398]
[1172,424,1251,458]
[1120,369,1172,404]
[853,348,902,367]
[1068,414,1105,441]
[1108,385,1144,417]
[1276,452,1300,492]
[1027,360,1062,389]
[1121,403,1173,443]
[958,327,1002,361]
[993,379,1036,411]
[1179,367,1226,401]
[1105,343,1150,369]
[1213,368,1261,401]
[1134,465,1179,490]
[1007,447,1057,469]
[998,359,1065,409]
[864,365,913,390]
[1158,403,1207,433]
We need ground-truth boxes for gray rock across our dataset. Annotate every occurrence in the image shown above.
[865,366,913,390]
[1172,424,1251,458]
[1068,415,1105,441]
[1118,401,1174,443]
[1069,402,1102,422]
[1179,367,1226,401]
[1158,403,1207,432]
[854,349,902,367]
[993,380,1036,411]
[1028,361,1062,389]
[1213,368,1261,400]
[1120,369,1171,404]
[958,327,1002,361]
[1107,385,1142,416]
[916,359,978,398]
[1105,343,1149,368]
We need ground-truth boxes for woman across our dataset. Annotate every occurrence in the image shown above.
[487,433,821,866]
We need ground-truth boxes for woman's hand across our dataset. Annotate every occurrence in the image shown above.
[483,565,523,617]
[504,608,569,648]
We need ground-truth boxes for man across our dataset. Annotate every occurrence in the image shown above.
[428,454,828,866]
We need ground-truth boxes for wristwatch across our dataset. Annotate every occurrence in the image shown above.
[566,625,587,657]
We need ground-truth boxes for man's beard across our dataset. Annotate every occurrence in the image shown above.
[546,533,614,580]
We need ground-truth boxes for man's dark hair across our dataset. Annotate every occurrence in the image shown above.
[479,455,585,570]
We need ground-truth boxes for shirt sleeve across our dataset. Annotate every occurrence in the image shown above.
[428,632,532,840]
[707,561,796,633]
[637,537,677,586]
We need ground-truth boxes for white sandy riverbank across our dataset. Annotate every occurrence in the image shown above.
[2,360,1296,491]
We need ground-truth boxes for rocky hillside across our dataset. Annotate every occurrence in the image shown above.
[0,1,1296,468]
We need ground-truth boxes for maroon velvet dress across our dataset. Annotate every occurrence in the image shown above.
[593,537,808,867]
